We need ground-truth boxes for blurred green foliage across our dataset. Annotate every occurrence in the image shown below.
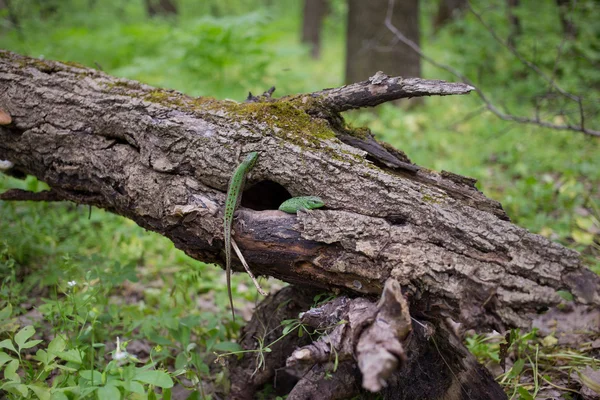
[0,0,599,398]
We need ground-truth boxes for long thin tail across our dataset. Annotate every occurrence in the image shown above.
[225,230,235,320]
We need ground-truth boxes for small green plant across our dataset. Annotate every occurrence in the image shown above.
[467,328,600,400]
[0,303,176,399]
[214,297,346,380]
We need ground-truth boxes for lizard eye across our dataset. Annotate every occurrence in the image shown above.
[308,199,323,208]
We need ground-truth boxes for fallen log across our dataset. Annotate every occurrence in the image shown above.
[1,50,598,398]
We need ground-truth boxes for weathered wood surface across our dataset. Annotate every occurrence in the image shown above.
[230,283,508,400]
[1,50,598,334]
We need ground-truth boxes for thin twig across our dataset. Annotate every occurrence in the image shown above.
[384,0,600,137]
[231,237,267,296]
[467,1,579,102]
[449,105,487,130]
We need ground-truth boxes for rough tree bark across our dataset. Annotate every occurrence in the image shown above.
[1,51,599,399]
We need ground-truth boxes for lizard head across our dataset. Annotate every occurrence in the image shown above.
[303,196,325,209]
[244,151,259,169]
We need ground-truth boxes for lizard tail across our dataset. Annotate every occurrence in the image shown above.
[225,235,236,321]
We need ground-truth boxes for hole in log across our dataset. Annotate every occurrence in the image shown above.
[3,168,27,180]
[385,214,408,225]
[243,180,291,210]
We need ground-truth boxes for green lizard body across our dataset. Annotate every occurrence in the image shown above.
[224,151,259,319]
[278,196,325,213]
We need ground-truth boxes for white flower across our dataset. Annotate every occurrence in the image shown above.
[112,337,141,365]
[113,337,129,361]
[0,160,14,171]
[67,281,77,287]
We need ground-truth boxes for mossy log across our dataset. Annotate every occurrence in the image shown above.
[1,50,598,399]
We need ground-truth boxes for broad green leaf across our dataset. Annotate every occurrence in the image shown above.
[282,323,298,336]
[48,336,67,355]
[34,349,50,365]
[44,362,60,372]
[21,339,43,349]
[0,338,17,354]
[2,382,28,397]
[55,349,82,364]
[508,359,525,379]
[97,385,121,400]
[15,325,35,349]
[55,364,78,372]
[78,387,99,398]
[4,359,20,382]
[175,352,188,370]
[0,351,13,368]
[517,386,534,400]
[50,391,70,400]
[28,384,51,400]
[0,304,12,321]
[185,390,200,400]
[128,380,145,394]
[134,370,174,388]
[212,341,242,353]
[80,370,103,383]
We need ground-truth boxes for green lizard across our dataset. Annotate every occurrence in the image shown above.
[278,196,325,213]
[224,151,259,320]
[224,154,324,319]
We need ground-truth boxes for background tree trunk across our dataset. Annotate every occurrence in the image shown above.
[506,0,521,48]
[144,0,178,17]
[345,0,421,84]
[301,0,328,59]
[555,0,577,39]
[432,0,467,33]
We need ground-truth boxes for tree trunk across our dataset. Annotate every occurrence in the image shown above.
[506,0,521,48]
[555,0,577,39]
[432,0,467,33]
[1,51,599,398]
[3,0,21,36]
[144,0,177,17]
[301,0,328,59]
[345,0,421,84]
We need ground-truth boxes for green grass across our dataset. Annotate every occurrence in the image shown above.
[0,0,599,398]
